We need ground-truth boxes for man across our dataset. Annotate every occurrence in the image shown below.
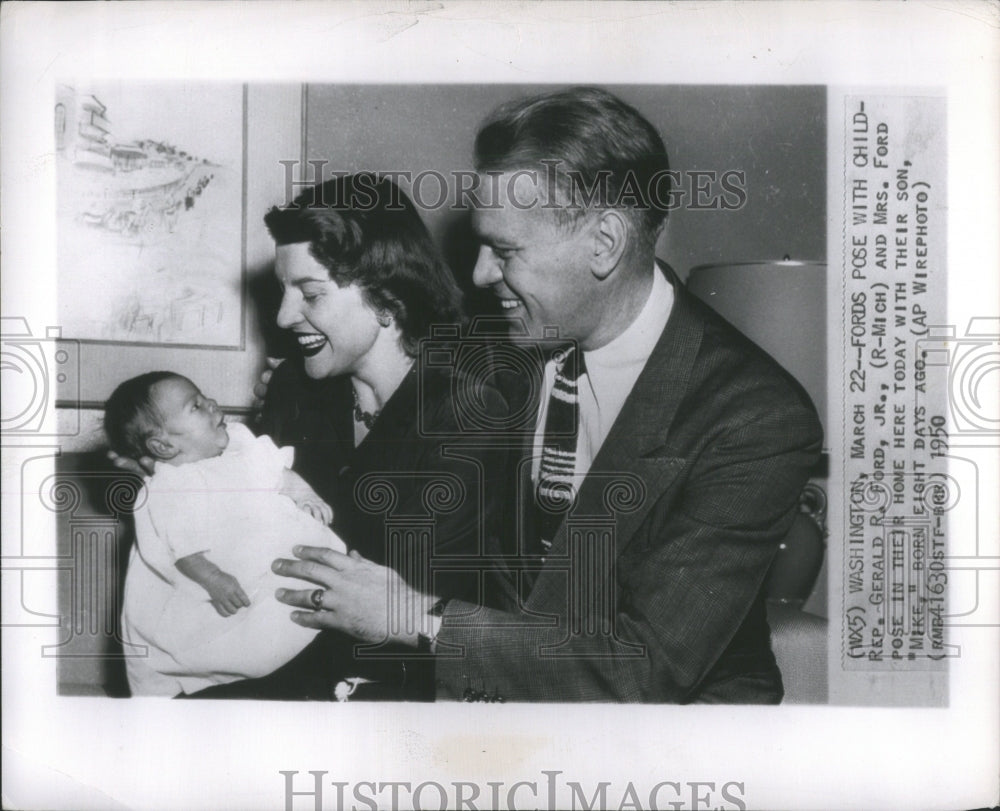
[274,86,823,702]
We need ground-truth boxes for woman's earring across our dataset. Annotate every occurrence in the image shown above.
[376,311,393,328]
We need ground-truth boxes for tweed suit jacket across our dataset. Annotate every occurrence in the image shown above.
[434,267,824,703]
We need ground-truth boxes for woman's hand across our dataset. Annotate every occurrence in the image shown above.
[107,449,155,477]
[273,546,436,647]
[252,356,284,414]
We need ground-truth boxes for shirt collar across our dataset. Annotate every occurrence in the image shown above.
[583,263,674,385]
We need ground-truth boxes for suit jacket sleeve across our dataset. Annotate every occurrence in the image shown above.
[434,394,822,702]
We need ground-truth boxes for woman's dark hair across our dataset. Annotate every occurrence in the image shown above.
[104,371,180,459]
[264,173,465,356]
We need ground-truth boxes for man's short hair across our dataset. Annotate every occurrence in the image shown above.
[475,86,670,245]
[105,371,179,460]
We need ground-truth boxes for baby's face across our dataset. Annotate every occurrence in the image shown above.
[150,376,229,464]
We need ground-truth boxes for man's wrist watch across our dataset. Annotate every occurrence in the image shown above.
[416,597,448,653]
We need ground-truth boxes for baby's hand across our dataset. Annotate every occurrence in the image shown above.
[295,495,334,526]
[205,571,250,617]
[281,469,333,525]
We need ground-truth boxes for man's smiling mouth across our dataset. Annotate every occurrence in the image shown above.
[297,333,328,357]
[498,297,522,311]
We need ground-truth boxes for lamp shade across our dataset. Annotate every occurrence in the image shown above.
[686,261,826,434]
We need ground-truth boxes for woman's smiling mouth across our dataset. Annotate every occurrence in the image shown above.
[296,333,328,357]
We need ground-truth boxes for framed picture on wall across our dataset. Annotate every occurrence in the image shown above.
[55,82,247,350]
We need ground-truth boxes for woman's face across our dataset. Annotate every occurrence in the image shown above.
[274,242,381,379]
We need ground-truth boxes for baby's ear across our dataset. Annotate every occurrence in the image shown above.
[145,435,176,460]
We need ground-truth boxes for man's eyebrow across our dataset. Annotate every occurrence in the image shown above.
[278,276,329,291]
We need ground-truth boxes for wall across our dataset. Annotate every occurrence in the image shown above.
[303,84,827,282]
[63,83,826,450]
[58,85,303,450]
[59,85,302,410]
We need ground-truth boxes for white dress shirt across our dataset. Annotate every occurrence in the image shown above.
[532,265,675,487]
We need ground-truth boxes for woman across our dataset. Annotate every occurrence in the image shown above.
[264,173,515,584]
[122,174,514,699]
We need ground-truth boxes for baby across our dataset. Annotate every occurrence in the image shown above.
[107,371,345,696]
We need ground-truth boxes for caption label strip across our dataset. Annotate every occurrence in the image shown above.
[843,95,948,670]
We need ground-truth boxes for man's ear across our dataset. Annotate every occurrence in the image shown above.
[590,209,629,280]
[145,435,177,460]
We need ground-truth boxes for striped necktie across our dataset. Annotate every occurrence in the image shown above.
[535,345,586,555]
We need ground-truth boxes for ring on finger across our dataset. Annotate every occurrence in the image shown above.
[309,588,326,610]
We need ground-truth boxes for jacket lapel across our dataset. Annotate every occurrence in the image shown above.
[487,347,545,593]
[540,268,705,566]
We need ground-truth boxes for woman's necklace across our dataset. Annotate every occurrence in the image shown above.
[352,387,381,430]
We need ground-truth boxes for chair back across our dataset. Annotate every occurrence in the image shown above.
[767,601,828,704]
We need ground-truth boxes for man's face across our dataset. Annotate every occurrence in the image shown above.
[150,376,229,463]
[471,172,597,343]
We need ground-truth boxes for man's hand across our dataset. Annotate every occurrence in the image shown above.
[252,356,284,414]
[107,448,155,477]
[273,546,435,646]
[205,570,251,617]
